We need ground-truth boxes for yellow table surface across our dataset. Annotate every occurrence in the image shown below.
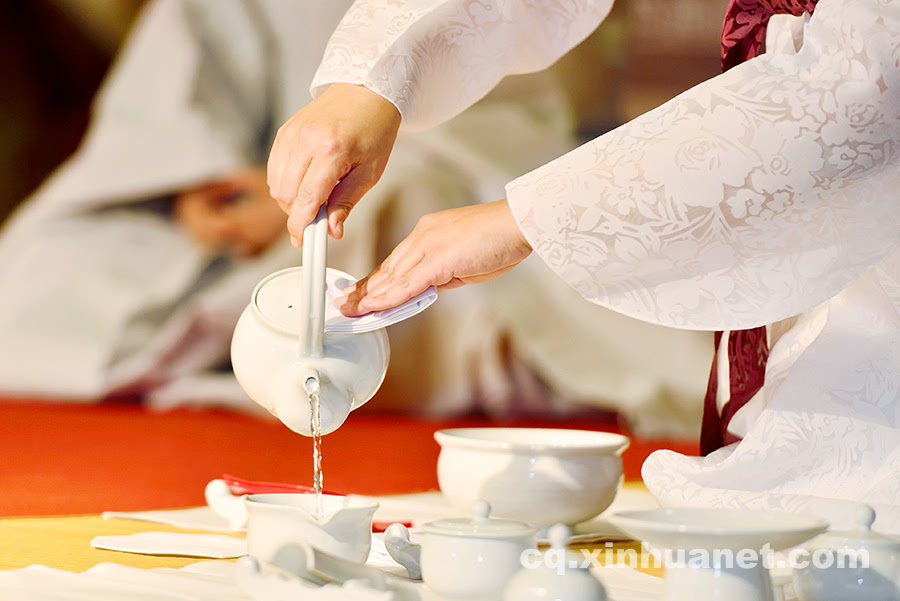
[0,484,663,578]
[0,514,662,577]
[0,512,242,572]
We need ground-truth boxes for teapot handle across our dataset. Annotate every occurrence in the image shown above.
[300,205,328,358]
[384,523,422,581]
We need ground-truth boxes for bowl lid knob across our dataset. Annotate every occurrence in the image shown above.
[472,500,491,522]
[854,505,876,531]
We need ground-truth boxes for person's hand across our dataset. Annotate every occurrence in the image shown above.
[267,83,401,246]
[335,199,532,316]
[174,168,285,258]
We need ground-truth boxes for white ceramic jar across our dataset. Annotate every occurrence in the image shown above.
[792,505,900,601]
[231,267,389,435]
[385,501,538,601]
[435,428,629,527]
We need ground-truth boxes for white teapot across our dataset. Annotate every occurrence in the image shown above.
[231,208,389,435]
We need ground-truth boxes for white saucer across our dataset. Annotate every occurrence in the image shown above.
[609,508,827,601]
[610,507,827,552]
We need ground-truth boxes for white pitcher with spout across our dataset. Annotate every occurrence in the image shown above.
[231,206,389,435]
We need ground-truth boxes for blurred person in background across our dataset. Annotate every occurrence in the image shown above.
[0,0,711,435]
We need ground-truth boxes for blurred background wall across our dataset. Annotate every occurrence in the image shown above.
[0,1,143,224]
[0,0,728,225]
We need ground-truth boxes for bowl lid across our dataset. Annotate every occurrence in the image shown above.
[434,428,629,456]
[423,501,537,538]
[812,505,900,551]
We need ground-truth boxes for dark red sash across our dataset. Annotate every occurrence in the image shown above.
[721,0,819,71]
[700,0,818,455]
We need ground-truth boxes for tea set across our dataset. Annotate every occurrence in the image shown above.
[228,207,900,600]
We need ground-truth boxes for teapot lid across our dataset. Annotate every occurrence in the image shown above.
[423,501,537,538]
[253,267,361,335]
[812,505,900,551]
[252,267,308,335]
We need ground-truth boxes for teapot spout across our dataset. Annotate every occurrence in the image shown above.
[273,362,352,436]
[303,368,321,397]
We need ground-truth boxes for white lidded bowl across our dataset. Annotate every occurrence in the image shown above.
[385,501,538,600]
[435,428,629,527]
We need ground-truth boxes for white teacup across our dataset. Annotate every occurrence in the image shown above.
[244,493,378,568]
[385,501,537,601]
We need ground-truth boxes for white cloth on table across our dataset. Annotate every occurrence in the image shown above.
[0,0,711,434]
[0,560,663,601]
[311,0,900,533]
[90,532,247,559]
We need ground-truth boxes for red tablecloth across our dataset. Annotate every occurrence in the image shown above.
[0,400,697,517]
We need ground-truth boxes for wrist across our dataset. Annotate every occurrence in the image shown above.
[498,198,532,258]
[325,83,401,124]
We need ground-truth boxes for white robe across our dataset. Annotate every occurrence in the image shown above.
[311,0,900,533]
[0,0,711,431]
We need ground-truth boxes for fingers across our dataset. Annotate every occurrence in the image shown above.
[337,260,516,317]
[286,156,350,247]
[355,231,421,294]
[267,119,304,213]
[333,230,426,316]
[361,252,425,301]
[326,167,376,239]
[267,84,402,246]
[332,200,532,317]
[337,259,438,317]
[336,216,451,316]
[335,213,441,315]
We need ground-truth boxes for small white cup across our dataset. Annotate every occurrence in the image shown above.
[244,493,378,569]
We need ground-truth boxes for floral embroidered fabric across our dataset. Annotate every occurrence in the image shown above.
[702,0,820,456]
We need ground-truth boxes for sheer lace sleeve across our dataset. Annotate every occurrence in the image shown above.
[310,0,614,131]
[507,0,900,330]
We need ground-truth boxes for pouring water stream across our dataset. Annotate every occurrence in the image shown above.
[300,206,329,518]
